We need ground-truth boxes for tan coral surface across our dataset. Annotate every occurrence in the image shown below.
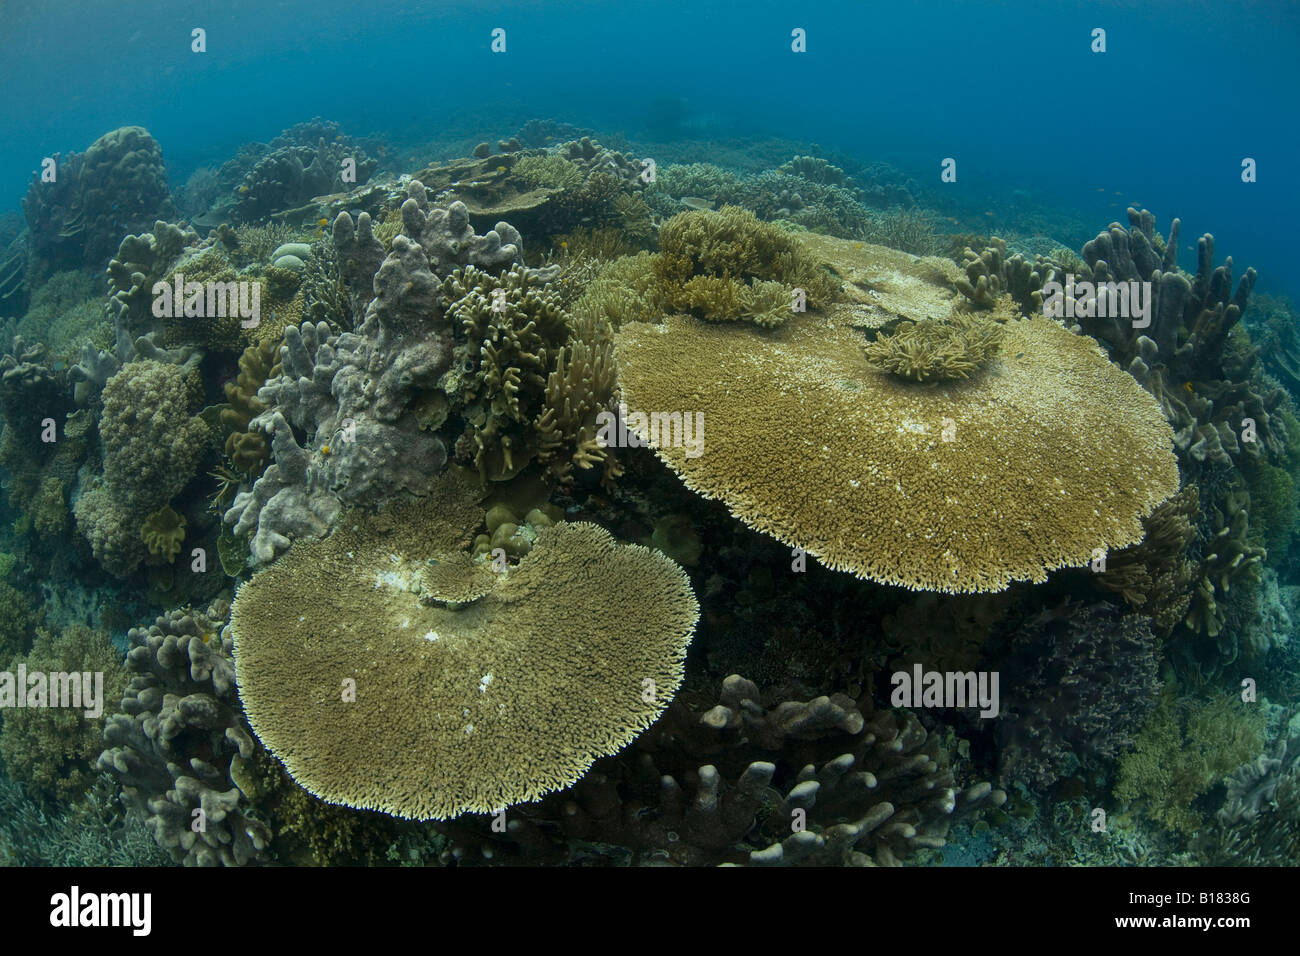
[614,311,1179,592]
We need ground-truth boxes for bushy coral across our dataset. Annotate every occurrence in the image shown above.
[443,263,617,483]
[863,310,1005,382]
[1115,690,1265,834]
[995,604,1161,790]
[0,625,127,804]
[74,359,207,576]
[655,206,838,325]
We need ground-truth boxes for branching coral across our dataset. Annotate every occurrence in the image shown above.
[98,604,271,866]
[863,310,1005,382]
[434,674,1004,866]
[443,263,617,484]
[655,206,838,325]
[1116,690,1264,834]
[0,625,127,804]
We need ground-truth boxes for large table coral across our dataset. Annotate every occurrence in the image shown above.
[230,471,699,819]
[614,308,1180,592]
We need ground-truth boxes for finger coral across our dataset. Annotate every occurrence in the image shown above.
[230,476,699,820]
[614,310,1180,592]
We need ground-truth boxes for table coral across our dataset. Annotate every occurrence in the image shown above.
[615,310,1179,592]
[230,472,699,820]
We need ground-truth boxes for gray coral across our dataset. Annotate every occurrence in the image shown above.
[97,605,270,867]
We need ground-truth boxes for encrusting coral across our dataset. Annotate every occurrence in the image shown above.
[230,470,699,820]
[614,308,1180,592]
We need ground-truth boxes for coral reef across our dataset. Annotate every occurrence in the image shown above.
[615,310,1179,592]
[22,126,176,279]
[230,474,699,819]
[232,137,377,223]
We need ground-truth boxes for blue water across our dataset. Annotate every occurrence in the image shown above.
[2,0,1297,294]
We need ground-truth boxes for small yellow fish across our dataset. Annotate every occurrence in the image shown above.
[238,185,249,193]
[560,240,568,249]
[318,217,329,227]
[1183,381,1194,392]
[496,165,506,173]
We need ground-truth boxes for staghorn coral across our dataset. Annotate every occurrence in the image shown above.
[513,153,583,190]
[863,309,1006,382]
[614,310,1180,592]
[994,604,1161,790]
[97,603,272,867]
[0,624,127,804]
[74,359,208,577]
[570,251,671,329]
[230,479,699,820]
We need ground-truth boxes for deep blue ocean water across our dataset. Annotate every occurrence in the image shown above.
[2,0,1298,295]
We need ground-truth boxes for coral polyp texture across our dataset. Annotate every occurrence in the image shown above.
[230,472,700,819]
[614,310,1180,592]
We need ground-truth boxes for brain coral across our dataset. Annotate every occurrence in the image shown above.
[614,308,1180,592]
[230,471,699,819]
